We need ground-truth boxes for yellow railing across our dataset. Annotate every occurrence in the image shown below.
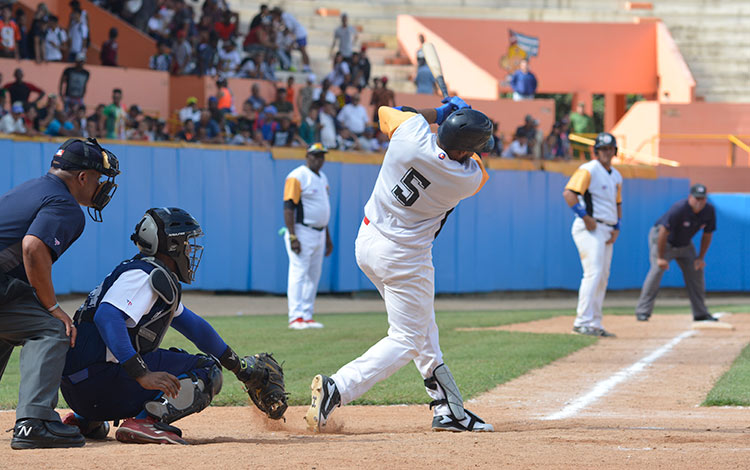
[639,134,750,167]
[568,133,681,167]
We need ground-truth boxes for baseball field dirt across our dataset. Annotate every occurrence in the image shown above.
[2,307,749,469]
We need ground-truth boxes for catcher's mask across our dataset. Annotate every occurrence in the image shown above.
[130,207,204,283]
[52,137,120,222]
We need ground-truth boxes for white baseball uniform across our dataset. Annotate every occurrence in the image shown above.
[283,165,330,324]
[330,107,489,415]
[565,159,622,329]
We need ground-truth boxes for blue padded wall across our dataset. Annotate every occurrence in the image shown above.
[0,139,745,294]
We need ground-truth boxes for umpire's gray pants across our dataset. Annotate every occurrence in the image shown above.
[634,225,710,320]
[0,295,69,422]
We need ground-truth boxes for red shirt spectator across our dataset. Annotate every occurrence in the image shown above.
[100,27,118,66]
[214,11,238,41]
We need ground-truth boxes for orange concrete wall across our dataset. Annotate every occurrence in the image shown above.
[613,101,750,168]
[19,0,155,68]
[656,21,695,103]
[398,16,659,99]
[397,16,499,100]
[611,101,661,164]
[0,58,169,116]
[658,166,750,193]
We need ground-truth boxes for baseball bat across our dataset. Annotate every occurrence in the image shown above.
[422,42,449,99]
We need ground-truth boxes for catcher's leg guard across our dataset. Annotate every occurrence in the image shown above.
[145,359,222,424]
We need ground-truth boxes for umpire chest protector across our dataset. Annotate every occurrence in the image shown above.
[75,255,182,355]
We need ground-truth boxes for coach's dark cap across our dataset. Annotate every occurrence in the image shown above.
[690,183,707,198]
[52,138,120,177]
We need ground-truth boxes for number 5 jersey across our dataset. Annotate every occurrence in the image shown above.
[364,107,489,248]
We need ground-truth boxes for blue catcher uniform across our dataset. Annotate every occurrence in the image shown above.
[60,208,261,445]
[61,255,223,422]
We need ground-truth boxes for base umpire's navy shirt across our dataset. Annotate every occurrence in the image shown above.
[0,173,85,282]
[656,198,716,248]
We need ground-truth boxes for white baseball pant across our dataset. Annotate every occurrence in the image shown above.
[285,224,326,322]
[331,220,448,413]
[571,217,615,329]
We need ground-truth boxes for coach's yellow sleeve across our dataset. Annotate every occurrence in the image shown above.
[379,107,417,139]
[470,155,490,196]
[283,177,301,204]
[565,168,591,194]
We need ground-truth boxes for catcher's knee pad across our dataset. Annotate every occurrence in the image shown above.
[145,362,222,424]
[424,363,465,421]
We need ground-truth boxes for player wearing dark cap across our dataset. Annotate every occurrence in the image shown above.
[634,183,718,322]
[0,138,120,449]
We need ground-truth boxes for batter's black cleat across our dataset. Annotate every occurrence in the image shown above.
[63,412,110,440]
[597,328,617,338]
[11,418,86,449]
[572,326,599,336]
[636,314,650,322]
[432,409,494,432]
[305,374,340,432]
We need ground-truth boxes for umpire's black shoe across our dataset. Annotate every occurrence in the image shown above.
[694,315,718,322]
[636,314,650,322]
[11,418,86,449]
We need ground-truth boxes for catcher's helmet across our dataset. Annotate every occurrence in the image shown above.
[594,132,617,152]
[130,208,204,283]
[437,109,494,154]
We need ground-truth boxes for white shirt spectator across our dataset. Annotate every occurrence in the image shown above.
[502,139,529,158]
[337,102,369,135]
[0,113,26,134]
[326,61,350,87]
[147,14,167,37]
[44,26,68,61]
[218,47,242,76]
[238,58,257,78]
[312,88,336,104]
[333,25,357,58]
[179,106,201,124]
[319,111,337,149]
[281,11,306,39]
[69,19,89,55]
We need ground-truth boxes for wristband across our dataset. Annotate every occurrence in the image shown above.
[570,203,587,218]
[435,104,451,126]
[122,353,149,379]
[47,302,60,312]
[289,234,298,242]
[219,346,241,373]
[613,218,621,230]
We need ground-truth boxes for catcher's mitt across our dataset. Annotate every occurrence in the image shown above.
[237,353,288,420]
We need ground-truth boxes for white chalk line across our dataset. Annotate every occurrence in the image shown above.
[542,329,696,420]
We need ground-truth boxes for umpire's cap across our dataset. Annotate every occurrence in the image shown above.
[306,142,328,155]
[52,138,120,177]
[437,109,494,154]
[594,132,617,151]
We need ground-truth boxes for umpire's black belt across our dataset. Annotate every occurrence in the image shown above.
[595,219,617,228]
[301,223,325,231]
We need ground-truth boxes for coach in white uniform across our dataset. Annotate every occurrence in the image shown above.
[283,143,333,330]
[563,132,622,337]
[305,99,494,433]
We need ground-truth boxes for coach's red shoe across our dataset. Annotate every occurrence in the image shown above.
[115,417,188,445]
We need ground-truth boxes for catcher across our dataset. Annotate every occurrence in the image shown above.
[60,207,287,445]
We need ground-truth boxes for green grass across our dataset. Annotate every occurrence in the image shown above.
[704,341,750,406]
[1,304,749,410]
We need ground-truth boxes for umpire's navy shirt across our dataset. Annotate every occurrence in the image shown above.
[0,173,85,282]
[656,198,716,248]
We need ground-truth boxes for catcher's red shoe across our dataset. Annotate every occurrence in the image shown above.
[62,412,110,439]
[115,417,188,445]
